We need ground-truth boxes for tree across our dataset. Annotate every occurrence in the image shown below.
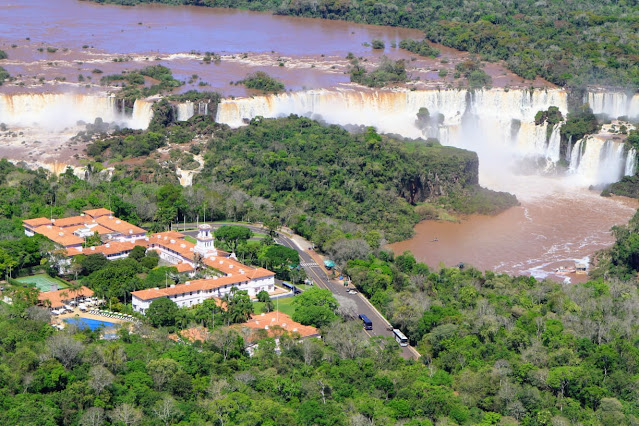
[147,358,180,391]
[214,225,252,253]
[110,403,142,426]
[222,288,253,325]
[207,328,244,361]
[68,281,84,307]
[153,395,182,426]
[88,365,114,395]
[257,290,275,313]
[334,295,357,319]
[47,334,84,369]
[146,297,179,327]
[324,321,369,359]
[129,245,147,262]
[83,231,102,247]
[292,288,338,328]
[80,253,108,275]
[371,39,385,49]
[79,407,105,426]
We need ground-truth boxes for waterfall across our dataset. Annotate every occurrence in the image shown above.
[546,124,562,162]
[569,136,631,186]
[215,87,639,187]
[216,87,568,138]
[216,87,570,173]
[626,148,637,176]
[129,99,153,129]
[177,101,195,121]
[587,92,639,119]
[0,93,123,129]
[0,92,157,130]
[569,139,583,172]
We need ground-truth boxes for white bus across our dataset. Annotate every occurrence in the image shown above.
[393,329,408,346]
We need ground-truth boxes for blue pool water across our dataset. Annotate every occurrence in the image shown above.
[65,317,116,331]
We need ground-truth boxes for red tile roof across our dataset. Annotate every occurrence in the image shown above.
[82,208,114,218]
[95,216,146,235]
[33,225,84,247]
[84,241,148,256]
[203,256,254,276]
[147,234,196,259]
[239,312,319,340]
[38,286,94,309]
[52,216,86,227]
[175,263,195,273]
[23,217,53,227]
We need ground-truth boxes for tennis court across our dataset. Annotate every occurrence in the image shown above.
[15,274,69,292]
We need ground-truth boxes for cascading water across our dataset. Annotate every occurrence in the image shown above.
[177,101,195,121]
[626,148,637,176]
[129,99,154,130]
[215,87,636,188]
[546,124,562,163]
[587,92,639,119]
[0,93,152,129]
[568,135,636,186]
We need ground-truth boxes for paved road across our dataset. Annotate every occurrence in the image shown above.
[178,222,420,360]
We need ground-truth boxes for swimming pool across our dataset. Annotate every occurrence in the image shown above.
[64,317,117,331]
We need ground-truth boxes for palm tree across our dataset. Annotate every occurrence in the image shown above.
[67,281,83,308]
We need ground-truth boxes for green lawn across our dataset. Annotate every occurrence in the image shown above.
[253,296,296,317]
[296,284,313,292]
[184,235,196,244]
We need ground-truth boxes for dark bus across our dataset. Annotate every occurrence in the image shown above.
[358,314,373,330]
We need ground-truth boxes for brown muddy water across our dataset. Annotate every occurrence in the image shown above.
[389,175,638,282]
[0,0,541,94]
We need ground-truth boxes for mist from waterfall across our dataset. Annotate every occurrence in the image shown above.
[215,87,636,191]
[0,93,153,130]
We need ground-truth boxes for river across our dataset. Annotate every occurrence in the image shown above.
[0,0,540,95]
[389,174,638,282]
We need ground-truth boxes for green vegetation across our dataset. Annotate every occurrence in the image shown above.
[399,39,440,58]
[0,66,10,85]
[146,297,179,327]
[455,58,492,89]
[235,71,285,93]
[213,225,252,253]
[88,114,516,247]
[605,174,639,199]
[86,113,215,160]
[100,65,182,104]
[254,295,295,316]
[371,38,385,49]
[196,116,516,244]
[559,104,601,156]
[6,234,639,424]
[292,287,337,328]
[349,56,407,87]
[0,49,7,60]
[535,106,564,126]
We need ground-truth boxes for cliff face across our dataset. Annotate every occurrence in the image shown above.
[398,147,479,204]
